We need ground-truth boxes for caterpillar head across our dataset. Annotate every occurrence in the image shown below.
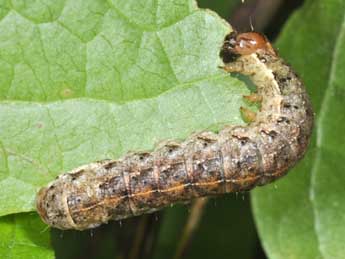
[220,31,276,63]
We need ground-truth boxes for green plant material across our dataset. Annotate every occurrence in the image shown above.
[0,213,53,259]
[252,1,345,258]
[0,0,251,257]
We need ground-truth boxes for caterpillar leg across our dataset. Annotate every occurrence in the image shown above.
[240,107,257,123]
[218,63,244,73]
[243,93,262,104]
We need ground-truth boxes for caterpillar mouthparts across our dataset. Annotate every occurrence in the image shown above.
[36,31,313,230]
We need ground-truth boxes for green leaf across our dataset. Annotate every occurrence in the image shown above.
[0,213,53,259]
[252,1,345,258]
[0,0,250,257]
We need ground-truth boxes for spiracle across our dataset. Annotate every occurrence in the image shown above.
[36,31,313,230]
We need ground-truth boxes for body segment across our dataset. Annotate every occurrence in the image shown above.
[37,31,314,230]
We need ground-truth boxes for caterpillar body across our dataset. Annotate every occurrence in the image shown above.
[36,31,314,230]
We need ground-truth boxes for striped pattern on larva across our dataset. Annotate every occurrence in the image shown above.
[36,31,314,230]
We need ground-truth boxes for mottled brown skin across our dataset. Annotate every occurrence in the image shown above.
[36,31,314,230]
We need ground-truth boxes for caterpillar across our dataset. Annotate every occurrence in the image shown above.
[36,31,314,230]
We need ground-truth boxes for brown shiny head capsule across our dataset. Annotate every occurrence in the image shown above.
[220,31,276,63]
